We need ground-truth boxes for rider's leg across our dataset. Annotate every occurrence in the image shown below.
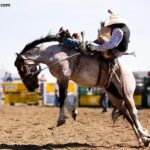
[63,37,81,48]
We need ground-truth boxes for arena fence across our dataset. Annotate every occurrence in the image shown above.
[3,82,40,105]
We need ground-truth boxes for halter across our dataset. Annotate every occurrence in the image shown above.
[15,53,41,80]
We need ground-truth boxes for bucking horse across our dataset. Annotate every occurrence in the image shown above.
[14,28,150,147]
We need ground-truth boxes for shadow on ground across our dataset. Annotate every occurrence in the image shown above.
[0,143,140,150]
[0,143,96,150]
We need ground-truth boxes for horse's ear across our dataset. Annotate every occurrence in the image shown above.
[16,53,19,56]
[16,53,27,60]
[16,53,22,59]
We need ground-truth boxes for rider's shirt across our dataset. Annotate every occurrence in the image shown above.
[90,28,123,51]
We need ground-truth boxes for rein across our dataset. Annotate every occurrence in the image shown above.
[26,52,81,77]
[123,52,136,57]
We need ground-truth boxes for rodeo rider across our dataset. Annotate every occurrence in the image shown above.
[87,9,130,59]
[60,9,130,60]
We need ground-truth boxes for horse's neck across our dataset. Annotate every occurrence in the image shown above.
[23,43,76,67]
[23,42,60,61]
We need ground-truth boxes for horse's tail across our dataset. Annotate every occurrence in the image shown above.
[21,34,60,54]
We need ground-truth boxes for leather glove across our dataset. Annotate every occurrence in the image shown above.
[86,42,97,51]
[85,41,92,49]
[79,42,86,53]
[79,41,93,54]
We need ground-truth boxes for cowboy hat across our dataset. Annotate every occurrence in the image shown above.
[104,9,127,27]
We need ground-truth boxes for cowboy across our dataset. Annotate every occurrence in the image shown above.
[88,9,130,59]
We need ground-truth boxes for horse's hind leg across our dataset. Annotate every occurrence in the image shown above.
[112,63,150,146]
[122,93,150,147]
[122,86,150,146]
[120,67,150,138]
[106,91,143,147]
[57,79,69,126]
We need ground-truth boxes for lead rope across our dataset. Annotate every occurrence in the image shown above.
[31,52,81,77]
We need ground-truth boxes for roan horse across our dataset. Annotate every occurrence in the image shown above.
[14,30,150,147]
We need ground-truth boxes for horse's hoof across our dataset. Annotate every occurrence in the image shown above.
[72,110,78,121]
[142,137,150,147]
[72,112,77,121]
[57,120,65,127]
[144,141,150,147]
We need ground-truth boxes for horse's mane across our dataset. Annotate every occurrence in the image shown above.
[20,34,59,54]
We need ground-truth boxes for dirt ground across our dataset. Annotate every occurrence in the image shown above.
[0,106,149,150]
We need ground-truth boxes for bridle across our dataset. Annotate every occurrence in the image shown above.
[16,51,81,78]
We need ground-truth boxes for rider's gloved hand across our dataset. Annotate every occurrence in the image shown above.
[85,41,95,51]
[79,42,86,54]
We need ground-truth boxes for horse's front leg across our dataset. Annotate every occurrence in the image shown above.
[57,79,68,126]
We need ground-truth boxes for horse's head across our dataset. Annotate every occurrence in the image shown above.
[14,53,39,92]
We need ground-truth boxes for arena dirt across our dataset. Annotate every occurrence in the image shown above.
[0,106,149,150]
